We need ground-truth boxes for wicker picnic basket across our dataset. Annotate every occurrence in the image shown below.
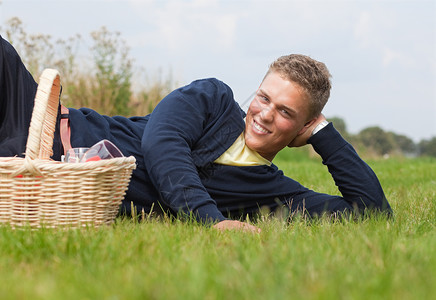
[0,69,136,228]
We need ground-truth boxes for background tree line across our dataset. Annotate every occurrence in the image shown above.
[328,117,436,158]
[1,16,435,158]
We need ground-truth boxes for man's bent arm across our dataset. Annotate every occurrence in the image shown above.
[307,123,392,213]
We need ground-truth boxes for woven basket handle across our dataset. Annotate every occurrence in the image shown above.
[25,69,61,160]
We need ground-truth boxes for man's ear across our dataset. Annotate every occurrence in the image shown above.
[297,117,317,136]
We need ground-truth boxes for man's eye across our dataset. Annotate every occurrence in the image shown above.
[260,96,269,102]
[280,109,290,117]
[255,94,268,103]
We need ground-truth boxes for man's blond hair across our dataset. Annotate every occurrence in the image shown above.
[267,54,332,119]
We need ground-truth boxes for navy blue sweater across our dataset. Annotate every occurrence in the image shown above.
[67,78,391,223]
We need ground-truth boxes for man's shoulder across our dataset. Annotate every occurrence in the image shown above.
[182,77,233,94]
[175,77,238,109]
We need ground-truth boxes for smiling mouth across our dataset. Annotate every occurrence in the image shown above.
[252,120,270,134]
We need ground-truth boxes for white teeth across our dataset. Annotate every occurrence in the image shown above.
[253,121,269,133]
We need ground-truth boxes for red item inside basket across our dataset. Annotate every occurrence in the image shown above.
[85,156,101,162]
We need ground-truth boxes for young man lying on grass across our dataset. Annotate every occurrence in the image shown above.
[0,35,391,232]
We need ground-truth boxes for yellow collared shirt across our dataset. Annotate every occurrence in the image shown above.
[214,132,271,166]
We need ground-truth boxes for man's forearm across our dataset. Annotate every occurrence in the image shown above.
[308,123,391,212]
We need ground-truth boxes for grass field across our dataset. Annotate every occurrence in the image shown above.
[0,149,434,300]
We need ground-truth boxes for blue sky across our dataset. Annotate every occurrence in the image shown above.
[1,0,435,142]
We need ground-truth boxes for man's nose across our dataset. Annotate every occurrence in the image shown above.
[261,105,274,122]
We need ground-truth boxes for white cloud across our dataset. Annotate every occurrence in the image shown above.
[354,11,373,48]
[126,0,237,54]
[382,47,414,68]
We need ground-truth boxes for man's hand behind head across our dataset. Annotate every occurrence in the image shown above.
[287,114,326,148]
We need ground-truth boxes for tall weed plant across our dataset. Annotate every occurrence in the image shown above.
[2,17,174,116]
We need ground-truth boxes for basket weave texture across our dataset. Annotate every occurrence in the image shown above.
[0,69,136,228]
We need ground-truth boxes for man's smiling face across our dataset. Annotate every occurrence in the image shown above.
[244,71,313,161]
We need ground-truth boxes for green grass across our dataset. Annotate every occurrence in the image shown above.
[0,150,435,300]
